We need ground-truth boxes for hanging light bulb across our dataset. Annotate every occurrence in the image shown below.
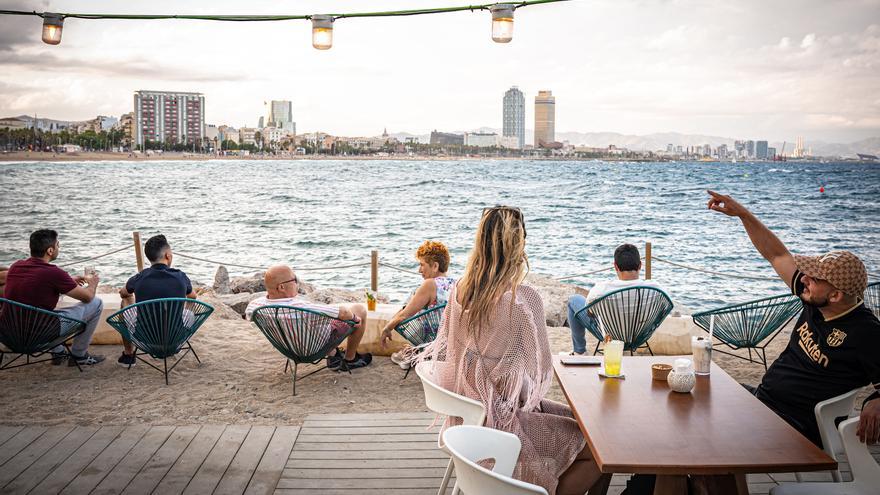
[311,15,334,50]
[41,13,64,45]
[490,4,514,43]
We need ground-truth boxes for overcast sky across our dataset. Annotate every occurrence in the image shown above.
[1,0,878,142]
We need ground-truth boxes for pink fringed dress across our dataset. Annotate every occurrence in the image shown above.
[423,284,586,495]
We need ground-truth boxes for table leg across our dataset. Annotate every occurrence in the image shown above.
[690,474,748,495]
[587,473,612,495]
[653,475,688,495]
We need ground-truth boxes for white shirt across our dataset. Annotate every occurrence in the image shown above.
[245,295,340,320]
[587,278,663,304]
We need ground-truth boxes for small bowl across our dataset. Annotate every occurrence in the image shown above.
[651,363,672,381]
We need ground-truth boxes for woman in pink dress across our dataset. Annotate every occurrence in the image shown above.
[422,206,606,495]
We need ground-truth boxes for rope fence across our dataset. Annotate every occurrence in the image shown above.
[3,234,878,292]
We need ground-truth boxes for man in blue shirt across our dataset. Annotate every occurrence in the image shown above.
[118,235,196,367]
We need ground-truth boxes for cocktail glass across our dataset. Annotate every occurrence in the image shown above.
[604,339,624,376]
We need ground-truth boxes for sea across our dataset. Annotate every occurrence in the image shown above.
[1,159,878,311]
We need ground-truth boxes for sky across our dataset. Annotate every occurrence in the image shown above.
[0,0,879,142]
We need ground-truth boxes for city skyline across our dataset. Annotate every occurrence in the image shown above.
[1,0,878,142]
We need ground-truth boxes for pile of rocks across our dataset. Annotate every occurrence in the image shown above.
[209,266,389,318]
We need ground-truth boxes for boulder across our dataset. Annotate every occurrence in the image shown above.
[306,288,390,306]
[230,272,265,293]
[523,273,589,327]
[213,265,231,294]
[197,289,249,320]
[297,280,316,295]
[217,291,267,316]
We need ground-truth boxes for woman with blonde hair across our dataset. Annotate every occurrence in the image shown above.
[422,206,605,495]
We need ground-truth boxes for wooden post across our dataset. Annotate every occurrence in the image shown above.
[132,231,144,272]
[645,241,652,280]
[370,250,378,292]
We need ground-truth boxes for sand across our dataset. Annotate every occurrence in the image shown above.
[0,314,801,427]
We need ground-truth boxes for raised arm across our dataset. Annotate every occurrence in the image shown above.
[707,190,798,288]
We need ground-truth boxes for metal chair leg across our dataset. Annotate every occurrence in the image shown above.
[164,357,169,385]
[292,361,298,396]
[189,343,201,363]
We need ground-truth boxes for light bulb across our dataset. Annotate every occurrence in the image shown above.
[311,15,334,50]
[42,13,64,45]
[490,4,514,43]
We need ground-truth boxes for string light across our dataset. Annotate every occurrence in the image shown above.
[0,1,571,50]
[490,4,514,43]
[41,13,64,45]
[311,15,334,50]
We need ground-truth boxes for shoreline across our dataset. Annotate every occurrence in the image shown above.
[0,151,824,163]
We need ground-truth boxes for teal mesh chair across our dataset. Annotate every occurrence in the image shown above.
[394,303,446,378]
[866,281,879,318]
[0,297,87,371]
[692,293,802,370]
[106,298,214,384]
[250,305,357,396]
[573,286,674,355]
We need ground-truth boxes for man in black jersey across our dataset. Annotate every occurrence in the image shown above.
[707,190,879,447]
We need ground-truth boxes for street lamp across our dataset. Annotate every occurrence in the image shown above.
[490,4,514,43]
[311,15,334,50]
[42,13,64,45]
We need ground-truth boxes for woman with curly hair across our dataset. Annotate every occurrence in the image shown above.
[380,240,455,367]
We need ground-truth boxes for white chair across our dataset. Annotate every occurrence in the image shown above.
[415,361,487,495]
[443,425,548,495]
[794,387,862,482]
[771,417,880,495]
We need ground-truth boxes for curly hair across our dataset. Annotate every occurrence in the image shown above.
[415,240,450,273]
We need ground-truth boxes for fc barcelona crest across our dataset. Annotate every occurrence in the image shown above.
[827,329,847,347]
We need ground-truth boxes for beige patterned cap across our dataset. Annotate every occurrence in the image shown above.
[793,251,867,298]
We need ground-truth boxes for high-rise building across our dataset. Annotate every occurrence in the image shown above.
[756,140,768,159]
[266,100,295,134]
[534,90,555,147]
[502,86,525,149]
[767,147,776,159]
[746,140,755,158]
[429,130,464,146]
[134,90,205,147]
[794,136,806,158]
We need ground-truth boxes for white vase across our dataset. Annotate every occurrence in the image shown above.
[667,358,696,393]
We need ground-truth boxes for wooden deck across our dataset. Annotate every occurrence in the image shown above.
[1,413,878,494]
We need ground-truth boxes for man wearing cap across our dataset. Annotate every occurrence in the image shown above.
[707,190,879,446]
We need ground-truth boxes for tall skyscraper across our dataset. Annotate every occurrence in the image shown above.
[266,100,295,134]
[534,90,555,147]
[746,140,755,158]
[134,90,205,147]
[502,86,525,149]
[756,140,768,159]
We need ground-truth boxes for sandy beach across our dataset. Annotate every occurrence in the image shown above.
[0,313,803,427]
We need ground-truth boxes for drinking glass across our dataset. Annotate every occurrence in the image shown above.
[691,336,712,375]
[604,339,624,376]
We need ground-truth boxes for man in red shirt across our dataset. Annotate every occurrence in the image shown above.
[4,230,106,366]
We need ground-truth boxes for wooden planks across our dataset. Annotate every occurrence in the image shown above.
[0,424,297,495]
[279,412,455,494]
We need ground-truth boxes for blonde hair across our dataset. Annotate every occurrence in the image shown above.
[415,240,450,273]
[456,207,528,333]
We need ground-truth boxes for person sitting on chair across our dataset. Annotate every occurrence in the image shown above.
[118,234,197,367]
[245,265,372,371]
[379,240,456,369]
[566,243,663,355]
[4,229,105,366]
[421,206,607,495]
[707,190,879,446]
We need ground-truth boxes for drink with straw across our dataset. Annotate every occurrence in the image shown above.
[604,339,624,376]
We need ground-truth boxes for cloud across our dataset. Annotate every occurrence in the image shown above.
[800,33,816,48]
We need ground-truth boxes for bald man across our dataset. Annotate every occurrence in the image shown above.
[245,265,372,371]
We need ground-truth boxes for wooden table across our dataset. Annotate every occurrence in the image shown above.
[552,356,837,495]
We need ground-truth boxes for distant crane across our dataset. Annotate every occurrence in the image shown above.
[774,141,787,161]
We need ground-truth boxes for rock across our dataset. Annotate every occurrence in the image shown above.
[217,291,267,316]
[97,285,120,294]
[213,265,230,294]
[230,272,265,293]
[297,280,316,295]
[523,273,589,327]
[306,288,390,306]
[197,289,251,320]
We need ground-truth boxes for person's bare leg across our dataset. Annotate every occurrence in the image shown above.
[557,443,606,495]
[343,304,368,360]
[121,295,135,355]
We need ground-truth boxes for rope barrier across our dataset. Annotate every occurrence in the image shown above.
[651,256,778,281]
[379,262,421,276]
[57,245,131,268]
[555,266,615,281]
[173,252,372,272]
[0,1,568,22]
